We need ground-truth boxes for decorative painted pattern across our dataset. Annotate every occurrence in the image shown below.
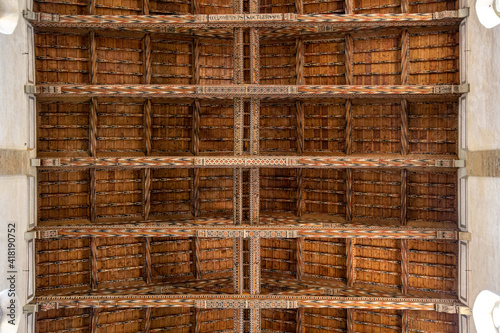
[250,237,261,295]
[233,168,243,225]
[233,237,244,294]
[250,99,260,155]
[250,309,261,333]
[195,300,299,309]
[249,169,260,225]
[234,309,244,333]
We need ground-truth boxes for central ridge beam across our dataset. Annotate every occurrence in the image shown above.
[37,155,462,168]
[32,225,458,239]
[24,11,468,28]
[26,84,469,98]
[33,295,461,311]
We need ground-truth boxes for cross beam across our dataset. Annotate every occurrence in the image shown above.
[24,10,468,29]
[26,84,469,97]
[36,155,462,168]
[32,225,458,239]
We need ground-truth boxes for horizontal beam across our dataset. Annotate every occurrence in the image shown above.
[34,295,459,311]
[25,84,469,98]
[24,10,467,29]
[36,155,461,168]
[32,224,458,239]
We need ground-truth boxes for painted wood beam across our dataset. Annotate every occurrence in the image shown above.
[250,98,260,155]
[250,237,261,295]
[250,30,260,84]
[192,38,200,85]
[296,238,305,280]
[296,38,304,85]
[142,0,149,15]
[89,31,97,84]
[143,237,152,284]
[191,0,199,14]
[27,84,469,98]
[144,168,151,221]
[34,295,460,310]
[233,168,243,225]
[90,236,98,290]
[33,224,458,239]
[233,237,244,294]
[345,0,354,14]
[192,100,200,156]
[345,35,353,85]
[193,236,202,279]
[234,29,244,84]
[24,11,468,28]
[401,239,409,295]
[249,168,260,225]
[234,309,244,333]
[250,308,261,333]
[346,239,355,287]
[37,155,461,169]
[88,0,96,15]
[234,99,244,155]
[144,99,152,156]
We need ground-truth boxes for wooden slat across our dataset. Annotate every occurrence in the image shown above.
[296,238,304,280]
[90,168,97,223]
[346,239,355,287]
[144,168,151,220]
[401,99,409,155]
[193,236,202,279]
[401,239,409,294]
[401,169,407,225]
[296,101,305,155]
[90,236,98,290]
[401,29,410,85]
[143,237,152,284]
[143,34,151,84]
[296,308,305,333]
[144,99,152,156]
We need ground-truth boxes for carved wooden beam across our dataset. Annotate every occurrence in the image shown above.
[402,309,409,333]
[234,99,244,155]
[401,0,409,13]
[250,30,260,84]
[192,0,199,14]
[345,0,354,14]
[234,29,244,84]
[296,38,304,85]
[25,11,467,28]
[144,168,151,220]
[90,236,98,290]
[38,155,461,169]
[88,0,96,15]
[233,168,243,225]
[192,100,200,156]
[34,295,460,310]
[192,38,200,84]
[194,308,201,333]
[33,224,458,239]
[27,84,469,98]
[143,237,152,284]
[296,237,304,280]
[250,98,260,155]
[250,168,260,225]
[89,31,97,84]
[193,236,202,279]
[90,308,99,333]
[142,0,149,15]
[346,239,355,287]
[401,239,409,294]
[234,309,244,333]
[250,308,261,333]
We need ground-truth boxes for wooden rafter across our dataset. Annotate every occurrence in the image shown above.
[143,34,151,84]
[296,38,304,85]
[144,99,152,156]
[28,84,469,98]
[194,307,201,333]
[142,0,149,15]
[401,99,409,155]
[193,236,202,279]
[345,99,353,155]
[89,31,97,84]
[192,169,200,217]
[144,308,151,332]
[402,309,409,333]
[90,236,98,290]
[296,101,305,156]
[345,35,353,85]
[296,307,305,333]
[192,38,200,84]
[250,308,261,333]
[143,237,152,284]
[234,308,244,333]
[347,308,355,333]
[401,239,409,294]
[89,98,97,157]
[346,239,355,287]
[33,225,459,239]
[233,237,244,294]
[38,155,460,169]
[250,99,260,155]
[90,308,99,332]
[192,100,200,156]
[144,168,151,220]
[297,168,304,217]
[346,169,353,222]
[401,29,410,85]
[296,238,304,280]
[401,169,407,225]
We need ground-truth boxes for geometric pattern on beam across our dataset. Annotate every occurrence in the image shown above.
[25,11,466,28]
[33,225,458,239]
[27,84,468,97]
[38,155,459,168]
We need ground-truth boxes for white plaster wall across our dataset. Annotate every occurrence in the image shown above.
[0,0,31,150]
[466,0,500,151]
[0,176,29,333]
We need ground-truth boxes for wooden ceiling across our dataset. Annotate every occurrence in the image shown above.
[27,0,466,331]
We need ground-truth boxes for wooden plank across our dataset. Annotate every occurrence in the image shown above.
[345,99,352,155]
[144,308,151,333]
[345,35,353,85]
[346,239,355,287]
[192,168,200,217]
[35,295,458,310]
[296,308,305,333]
[401,169,407,226]
[34,224,458,239]
[143,237,152,284]
[296,238,304,280]
[90,236,98,290]
[401,30,410,85]
[89,168,97,223]
[346,169,353,222]
[31,84,467,97]
[401,99,409,155]
[143,34,151,84]
[401,239,409,294]
[39,155,459,169]
[296,101,305,155]
[144,168,151,220]
[193,236,202,279]
[297,168,304,217]
[89,98,97,157]
[144,99,152,156]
